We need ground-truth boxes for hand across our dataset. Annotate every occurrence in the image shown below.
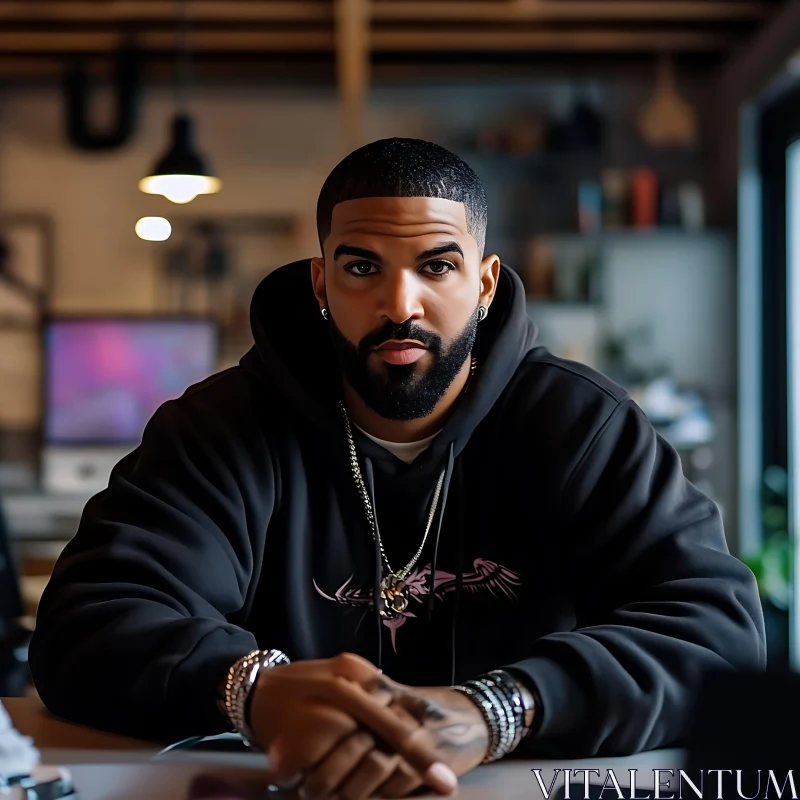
[390,685,490,777]
[247,654,457,797]
[300,677,489,799]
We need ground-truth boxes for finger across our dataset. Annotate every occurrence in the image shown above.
[364,675,405,707]
[275,654,381,684]
[329,653,384,684]
[307,679,457,796]
[376,759,423,799]
[339,749,401,800]
[301,731,376,800]
[268,704,358,781]
[376,704,425,799]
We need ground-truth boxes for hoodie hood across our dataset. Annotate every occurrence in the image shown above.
[241,259,538,462]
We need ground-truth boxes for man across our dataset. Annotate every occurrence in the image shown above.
[30,138,765,799]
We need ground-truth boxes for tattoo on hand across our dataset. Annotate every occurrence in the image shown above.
[393,692,488,759]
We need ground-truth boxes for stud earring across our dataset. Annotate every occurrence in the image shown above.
[321,308,329,321]
[478,306,488,322]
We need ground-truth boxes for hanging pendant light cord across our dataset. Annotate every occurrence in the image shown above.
[175,0,192,114]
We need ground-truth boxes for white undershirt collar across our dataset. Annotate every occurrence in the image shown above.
[353,423,441,464]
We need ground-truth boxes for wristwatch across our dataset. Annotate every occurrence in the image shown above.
[222,648,290,748]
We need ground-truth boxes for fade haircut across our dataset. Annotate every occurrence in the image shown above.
[316,137,488,255]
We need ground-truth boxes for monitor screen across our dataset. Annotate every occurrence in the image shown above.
[44,318,218,445]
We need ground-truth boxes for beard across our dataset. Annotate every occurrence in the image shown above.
[328,307,479,421]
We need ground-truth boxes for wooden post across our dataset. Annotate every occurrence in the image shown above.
[336,0,370,154]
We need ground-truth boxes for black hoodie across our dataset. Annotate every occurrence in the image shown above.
[29,260,765,757]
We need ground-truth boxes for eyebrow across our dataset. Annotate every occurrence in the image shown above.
[332,241,464,262]
[333,245,383,262]
[416,242,464,261]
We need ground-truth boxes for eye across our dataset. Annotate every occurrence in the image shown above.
[421,260,457,277]
[345,261,379,277]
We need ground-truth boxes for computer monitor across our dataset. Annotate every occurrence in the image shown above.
[41,316,218,494]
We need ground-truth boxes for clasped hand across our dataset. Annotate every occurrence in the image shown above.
[247,653,490,800]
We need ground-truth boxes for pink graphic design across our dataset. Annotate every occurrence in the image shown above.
[313,559,522,653]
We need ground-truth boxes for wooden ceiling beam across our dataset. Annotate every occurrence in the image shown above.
[0,2,332,23]
[0,29,737,54]
[0,0,771,25]
[336,0,369,151]
[0,31,334,52]
[372,30,736,52]
[717,0,800,102]
[372,1,772,23]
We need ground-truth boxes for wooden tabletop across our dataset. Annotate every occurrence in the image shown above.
[3,696,686,800]
[3,696,156,752]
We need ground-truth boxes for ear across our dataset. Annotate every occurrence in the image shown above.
[310,256,327,311]
[479,254,501,310]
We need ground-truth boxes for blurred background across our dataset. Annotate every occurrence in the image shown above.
[0,0,798,695]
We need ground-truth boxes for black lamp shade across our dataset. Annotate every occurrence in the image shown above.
[151,114,213,178]
[139,114,221,202]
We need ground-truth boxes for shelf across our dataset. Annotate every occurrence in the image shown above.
[534,228,732,243]
[460,149,602,166]
[456,147,704,171]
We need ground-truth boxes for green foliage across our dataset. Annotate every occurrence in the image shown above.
[743,465,793,610]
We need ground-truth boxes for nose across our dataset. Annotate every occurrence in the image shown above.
[378,268,424,324]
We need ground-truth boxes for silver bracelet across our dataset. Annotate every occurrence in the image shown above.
[482,675,518,752]
[453,683,503,762]
[490,670,539,741]
[454,679,515,763]
[454,670,539,763]
[223,648,290,748]
[486,670,528,749]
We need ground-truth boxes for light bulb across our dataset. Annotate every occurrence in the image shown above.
[138,174,221,204]
[135,216,172,242]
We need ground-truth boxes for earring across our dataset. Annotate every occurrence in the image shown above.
[478,306,488,322]
[321,308,329,321]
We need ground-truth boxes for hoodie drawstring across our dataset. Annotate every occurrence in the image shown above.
[427,443,455,621]
[363,458,383,671]
[450,455,466,686]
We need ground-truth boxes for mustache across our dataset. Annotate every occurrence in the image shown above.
[358,320,442,356]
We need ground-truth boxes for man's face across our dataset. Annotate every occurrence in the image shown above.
[311,197,498,420]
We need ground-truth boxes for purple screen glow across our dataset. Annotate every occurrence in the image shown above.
[45,319,217,444]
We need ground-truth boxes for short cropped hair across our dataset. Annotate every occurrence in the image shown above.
[316,137,488,255]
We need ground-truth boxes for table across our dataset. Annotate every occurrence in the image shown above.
[4,697,685,799]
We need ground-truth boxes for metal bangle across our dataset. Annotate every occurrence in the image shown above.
[462,683,503,759]
[223,649,290,748]
[479,679,517,756]
[457,680,516,763]
[486,670,526,747]
[488,670,538,740]
[453,684,502,761]
[481,676,519,752]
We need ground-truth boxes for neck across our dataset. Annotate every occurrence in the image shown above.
[342,357,473,443]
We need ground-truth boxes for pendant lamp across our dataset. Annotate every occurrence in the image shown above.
[139,115,220,203]
[139,2,220,204]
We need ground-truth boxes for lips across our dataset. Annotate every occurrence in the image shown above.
[373,340,429,365]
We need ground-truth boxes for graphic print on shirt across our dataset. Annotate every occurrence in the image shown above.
[313,558,522,653]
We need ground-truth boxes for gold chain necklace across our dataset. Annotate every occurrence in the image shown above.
[339,356,477,619]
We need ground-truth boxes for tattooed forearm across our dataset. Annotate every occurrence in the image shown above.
[390,687,490,761]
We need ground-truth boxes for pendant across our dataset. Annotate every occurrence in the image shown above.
[379,574,408,617]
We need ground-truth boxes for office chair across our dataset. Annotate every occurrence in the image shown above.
[0,497,29,696]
